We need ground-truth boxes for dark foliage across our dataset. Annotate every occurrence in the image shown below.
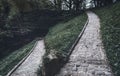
[92,0,120,7]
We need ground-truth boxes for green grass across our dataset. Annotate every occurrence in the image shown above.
[45,13,87,59]
[94,2,120,76]
[42,13,87,76]
[0,40,36,76]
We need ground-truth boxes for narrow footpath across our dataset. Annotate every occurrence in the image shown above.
[56,11,113,76]
[10,40,45,76]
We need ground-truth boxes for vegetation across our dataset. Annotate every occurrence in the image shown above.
[91,0,120,7]
[94,2,120,76]
[0,0,54,61]
[0,10,73,75]
[0,0,120,76]
[45,13,87,58]
[53,0,85,10]
[0,40,36,75]
[42,13,87,76]
[1,1,84,74]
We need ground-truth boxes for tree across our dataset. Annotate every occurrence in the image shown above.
[63,0,72,10]
[73,0,83,11]
[104,0,113,5]
[0,0,10,15]
[37,0,53,9]
[8,0,53,13]
[92,0,114,7]
[8,0,32,12]
[53,0,62,10]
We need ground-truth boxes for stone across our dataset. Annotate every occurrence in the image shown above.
[105,72,112,76]
[81,63,89,67]
[76,62,81,67]
[78,71,86,76]
[72,66,78,71]
[95,71,105,75]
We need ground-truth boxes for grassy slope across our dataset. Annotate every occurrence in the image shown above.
[94,2,120,76]
[0,40,36,75]
[43,13,87,75]
[45,13,87,58]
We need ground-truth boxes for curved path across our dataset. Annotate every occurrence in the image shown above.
[10,40,45,76]
[56,11,113,76]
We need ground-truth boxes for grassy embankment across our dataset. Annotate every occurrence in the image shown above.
[0,40,36,75]
[94,2,120,76]
[43,13,87,76]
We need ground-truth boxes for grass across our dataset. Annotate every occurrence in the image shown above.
[94,2,120,76]
[0,40,36,76]
[43,13,87,76]
[45,13,87,58]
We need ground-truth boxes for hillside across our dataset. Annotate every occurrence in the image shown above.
[94,2,120,76]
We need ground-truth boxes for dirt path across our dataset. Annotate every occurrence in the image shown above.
[56,11,113,76]
[11,40,45,76]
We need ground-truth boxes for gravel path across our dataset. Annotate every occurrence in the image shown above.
[11,40,45,76]
[56,11,113,76]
